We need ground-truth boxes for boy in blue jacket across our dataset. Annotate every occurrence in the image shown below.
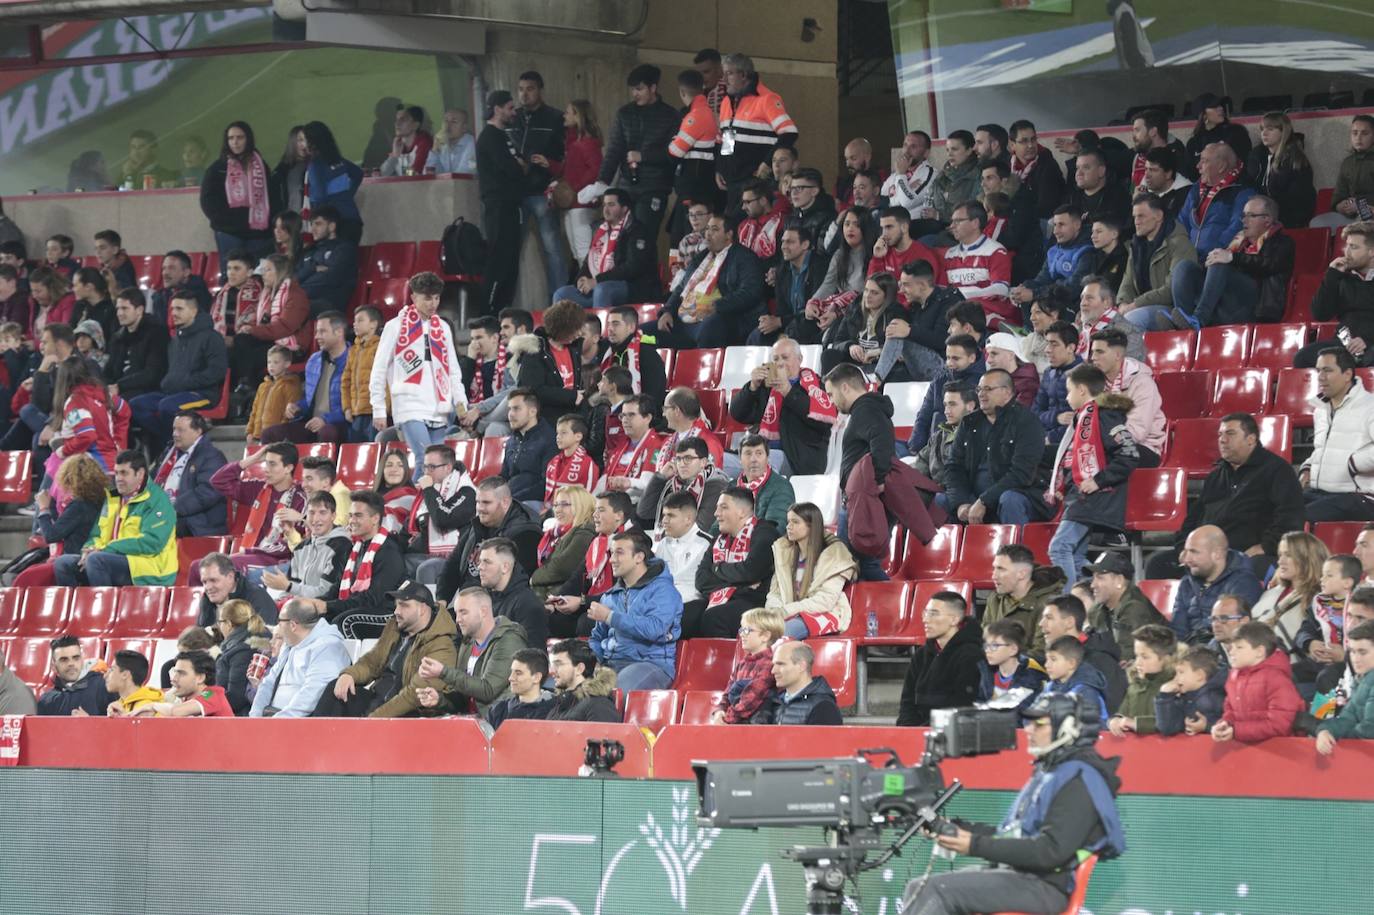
[978,619,1047,713]
[1155,645,1227,736]
[1036,635,1109,722]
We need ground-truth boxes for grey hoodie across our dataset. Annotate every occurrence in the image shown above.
[286,526,353,600]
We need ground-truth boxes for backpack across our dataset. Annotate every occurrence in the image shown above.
[441,217,487,277]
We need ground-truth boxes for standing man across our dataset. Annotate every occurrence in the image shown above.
[476,89,526,312]
[53,450,177,587]
[262,311,350,444]
[153,411,228,537]
[294,207,359,320]
[370,272,466,478]
[715,54,798,212]
[693,48,727,119]
[668,68,720,243]
[824,363,895,581]
[601,305,667,406]
[509,71,567,298]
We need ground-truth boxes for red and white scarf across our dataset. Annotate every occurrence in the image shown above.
[1130,152,1148,189]
[656,417,712,468]
[604,402,627,457]
[260,278,303,351]
[243,481,302,553]
[406,470,470,556]
[666,466,710,509]
[584,523,626,596]
[1194,166,1242,226]
[740,465,772,495]
[588,214,628,276]
[707,516,758,607]
[1231,222,1283,255]
[468,339,507,403]
[211,275,264,337]
[758,368,836,440]
[338,532,388,599]
[737,211,782,261]
[1077,308,1119,357]
[538,521,572,565]
[608,432,661,480]
[544,446,599,501]
[225,151,271,231]
[382,484,418,534]
[680,249,728,315]
[1052,401,1108,499]
[601,334,644,393]
[1011,147,1041,182]
[394,303,453,405]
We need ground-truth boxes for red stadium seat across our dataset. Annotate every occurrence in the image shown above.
[1272,368,1318,427]
[623,689,680,734]
[195,375,232,422]
[68,587,120,636]
[1285,272,1322,323]
[949,524,1018,589]
[414,239,442,274]
[103,638,156,666]
[668,348,724,388]
[1209,367,1270,416]
[1312,522,1367,555]
[372,277,412,320]
[1153,371,1210,419]
[1260,414,1293,461]
[362,241,417,284]
[657,347,675,383]
[450,438,481,473]
[843,581,919,645]
[1125,468,1188,532]
[1139,580,1181,621]
[1315,187,1334,214]
[129,254,159,289]
[202,251,221,282]
[697,389,726,429]
[1248,323,1309,371]
[336,443,381,491]
[0,450,33,504]
[163,587,206,638]
[672,639,737,692]
[1193,325,1250,371]
[994,854,1098,915]
[809,638,858,708]
[1359,368,1374,391]
[678,690,726,725]
[7,637,51,685]
[1020,523,1057,566]
[472,436,507,482]
[1143,330,1195,373]
[112,587,170,637]
[0,588,22,634]
[17,587,72,637]
[879,525,906,577]
[897,525,962,581]
[176,536,230,587]
[1289,227,1332,275]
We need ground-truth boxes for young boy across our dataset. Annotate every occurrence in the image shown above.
[1108,624,1176,736]
[341,306,382,442]
[44,234,80,280]
[1298,553,1361,669]
[1038,635,1109,721]
[911,381,974,476]
[978,619,1047,712]
[545,413,600,503]
[712,606,783,724]
[1212,622,1304,743]
[247,345,302,446]
[1156,646,1227,736]
[1045,362,1139,586]
[486,648,555,732]
[1315,620,1374,755]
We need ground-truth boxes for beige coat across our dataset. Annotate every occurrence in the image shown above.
[765,535,857,633]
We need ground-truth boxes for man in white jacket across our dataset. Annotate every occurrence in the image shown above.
[249,600,352,718]
[1302,346,1374,522]
[369,272,467,480]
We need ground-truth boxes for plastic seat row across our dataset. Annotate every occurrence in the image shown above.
[666,344,824,390]
[671,637,857,708]
[1143,322,1335,374]
[0,585,203,640]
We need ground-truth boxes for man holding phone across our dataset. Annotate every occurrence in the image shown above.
[1295,222,1374,368]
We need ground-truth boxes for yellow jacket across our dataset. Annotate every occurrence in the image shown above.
[340,333,379,416]
[116,684,165,716]
[87,482,178,585]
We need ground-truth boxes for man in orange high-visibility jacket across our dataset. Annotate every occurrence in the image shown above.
[668,69,721,245]
[715,53,798,212]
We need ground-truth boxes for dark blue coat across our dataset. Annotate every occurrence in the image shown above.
[306,159,364,224]
[1155,667,1228,735]
[1179,182,1255,258]
[501,419,558,502]
[156,434,229,536]
[908,357,986,453]
[164,309,229,402]
[1171,549,1264,644]
[1032,356,1082,445]
[36,670,115,716]
[295,237,359,312]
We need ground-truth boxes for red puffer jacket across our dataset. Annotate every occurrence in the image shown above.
[1222,648,1303,742]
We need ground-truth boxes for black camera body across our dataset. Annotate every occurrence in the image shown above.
[583,738,625,777]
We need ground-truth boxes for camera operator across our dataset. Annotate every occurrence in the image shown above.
[901,693,1125,915]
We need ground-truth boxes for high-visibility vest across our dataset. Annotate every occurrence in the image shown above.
[669,94,719,162]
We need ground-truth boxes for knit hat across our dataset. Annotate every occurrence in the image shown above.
[74,319,105,351]
[984,332,1022,360]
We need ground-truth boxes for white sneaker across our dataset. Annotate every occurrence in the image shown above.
[16,505,36,516]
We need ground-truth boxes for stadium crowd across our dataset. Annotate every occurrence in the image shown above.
[0,51,1373,754]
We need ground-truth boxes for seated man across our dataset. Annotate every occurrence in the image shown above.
[736,179,784,265]
[655,492,713,600]
[867,206,940,287]
[1013,205,1093,310]
[262,311,350,444]
[153,650,234,717]
[1031,321,1082,448]
[128,292,228,449]
[93,229,136,292]
[977,159,1042,282]
[875,259,962,384]
[152,410,228,537]
[208,249,265,344]
[593,394,663,503]
[1175,193,1294,327]
[476,536,547,647]
[984,331,1039,407]
[404,443,475,582]
[1303,346,1374,521]
[896,589,983,726]
[912,381,975,481]
[500,387,557,504]
[761,640,844,725]
[600,305,667,407]
[585,365,634,465]
[639,436,729,532]
[1141,146,1193,220]
[248,598,353,718]
[1172,525,1266,645]
[1075,275,1144,362]
[1088,328,1167,465]
[588,529,683,691]
[1064,148,1132,228]
[728,336,837,475]
[298,491,408,640]
[754,222,826,347]
[1085,554,1167,664]
[907,334,985,455]
[36,636,116,716]
[549,491,636,638]
[208,443,305,578]
[486,648,555,730]
[312,579,457,718]
[1295,222,1374,368]
[730,433,796,530]
[102,649,163,717]
[149,250,211,332]
[656,213,765,349]
[552,188,659,309]
[942,200,1018,329]
[415,586,528,718]
[1178,142,1255,262]
[688,486,781,638]
[983,544,1066,657]
[294,206,359,319]
[54,449,177,588]
[439,477,541,601]
[262,492,352,602]
[942,368,1048,525]
[1117,194,1199,332]
[545,639,621,722]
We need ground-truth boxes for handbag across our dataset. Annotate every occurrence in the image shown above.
[549,179,576,210]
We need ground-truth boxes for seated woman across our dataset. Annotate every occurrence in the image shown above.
[765,501,857,640]
[213,597,272,716]
[819,272,905,375]
[374,448,418,534]
[531,484,597,602]
[1253,531,1327,656]
[789,208,875,345]
[17,453,109,586]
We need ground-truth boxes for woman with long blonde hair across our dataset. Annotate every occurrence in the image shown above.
[214,598,271,715]
[559,98,606,265]
[766,502,857,639]
[1253,530,1328,652]
[1245,111,1316,227]
[531,484,597,602]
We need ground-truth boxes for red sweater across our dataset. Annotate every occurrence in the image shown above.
[560,131,605,208]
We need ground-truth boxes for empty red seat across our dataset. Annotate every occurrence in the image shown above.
[810,638,858,708]
[668,349,724,388]
[1248,323,1309,371]
[17,587,72,637]
[672,639,737,692]
[1138,580,1180,621]
[362,241,417,284]
[176,536,230,587]
[371,277,412,320]
[336,443,381,491]
[1125,468,1188,532]
[0,450,33,504]
[7,637,52,686]
[844,581,918,644]
[129,254,159,289]
[1284,273,1322,323]
[1143,330,1195,373]
[1209,367,1270,416]
[0,588,21,634]
[1272,368,1318,427]
[949,524,1017,589]
[163,587,206,637]
[1154,371,1210,419]
[1288,227,1332,275]
[697,389,727,429]
[1020,522,1057,566]
[202,251,221,282]
[1193,325,1250,371]
[473,436,508,482]
[1312,522,1367,555]
[68,587,120,636]
[879,525,906,577]
[897,525,962,581]
[678,689,726,724]
[112,587,170,637]
[624,689,680,733]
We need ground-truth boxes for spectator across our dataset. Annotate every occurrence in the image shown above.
[541,414,598,505]
[730,337,836,476]
[762,641,844,725]
[148,252,211,334]
[600,305,667,405]
[783,168,839,260]
[1302,346,1374,521]
[1087,327,1166,464]
[232,253,308,392]
[271,210,303,263]
[476,537,547,648]
[151,651,234,718]
[431,107,476,175]
[1038,635,1110,721]
[497,389,555,504]
[711,606,782,724]
[756,223,826,347]
[1357,526,1374,585]
[379,104,434,177]
[0,200,23,250]
[513,299,583,422]
[669,201,712,285]
[732,433,796,530]
[295,207,359,320]
[1128,109,1187,192]
[35,635,116,716]
[657,213,765,349]
[654,492,713,602]
[1141,147,1193,221]
[875,259,961,384]
[692,48,727,118]
[457,316,510,437]
[835,138,880,206]
[1212,622,1302,743]
[1244,112,1316,228]
[1114,194,1197,331]
[736,179,784,266]
[1083,554,1166,663]
[978,619,1047,712]
[259,312,350,444]
[272,126,307,213]
[43,355,120,475]
[765,501,857,639]
[1172,525,1266,645]
[984,332,1039,407]
[1150,414,1305,579]
[1205,595,1252,673]
[1108,624,1177,737]
[302,121,363,242]
[793,209,873,344]
[531,484,597,602]
[475,90,527,312]
[93,229,136,293]
[1184,94,1252,179]
[200,121,277,268]
[688,486,781,638]
[908,334,986,455]
[101,649,161,717]
[29,268,76,338]
[439,477,541,600]
[897,590,982,726]
[417,586,528,718]
[1253,531,1328,655]
[1076,275,1143,363]
[1297,222,1374,368]
[373,452,418,534]
[1039,593,1125,712]
[1179,143,1254,263]
[211,598,271,716]
[1031,321,1082,446]
[1009,119,1067,221]
[262,492,352,602]
[312,579,457,718]
[485,648,554,730]
[941,200,1017,329]
[115,128,173,186]
[545,639,621,722]
[1314,115,1374,229]
[69,269,113,342]
[1065,149,1131,230]
[824,362,896,580]
[402,443,475,582]
[554,189,659,309]
[333,306,380,440]
[983,544,1065,657]
[821,273,906,374]
[192,554,277,635]
[584,366,633,466]
[17,454,107,587]
[978,159,1043,283]
[594,394,663,503]
[1314,619,1374,754]
[1156,646,1227,736]
[712,54,797,210]
[1173,194,1295,328]
[943,367,1048,524]
[245,345,301,445]
[127,293,226,450]
[924,130,980,230]
[247,599,350,718]
[639,436,728,532]
[208,443,305,578]
[208,251,264,352]
[1015,206,1093,308]
[53,449,175,587]
[1291,553,1360,677]
[0,265,30,331]
[583,529,682,691]
[548,491,635,637]
[868,209,938,300]
[370,272,466,475]
[911,380,973,480]
[1085,217,1130,296]
[883,130,937,221]
[0,325,73,453]
[151,411,227,537]
[583,64,678,242]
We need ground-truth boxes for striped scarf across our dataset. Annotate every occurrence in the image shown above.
[338,532,389,600]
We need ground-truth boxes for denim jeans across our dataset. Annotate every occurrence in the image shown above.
[523,194,568,299]
[398,420,451,481]
[213,232,276,281]
[245,562,288,589]
[1048,519,1093,586]
[130,391,216,445]
[1169,259,1259,328]
[54,551,132,586]
[613,660,674,691]
[550,280,631,309]
[875,338,945,382]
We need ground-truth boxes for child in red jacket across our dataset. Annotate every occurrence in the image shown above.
[1212,622,1304,743]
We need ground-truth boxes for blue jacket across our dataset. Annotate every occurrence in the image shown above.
[155,434,228,536]
[1179,182,1255,258]
[36,670,115,716]
[501,419,558,502]
[249,618,352,718]
[978,654,1048,712]
[1038,662,1109,722]
[1032,356,1082,445]
[307,159,364,224]
[1155,666,1227,735]
[1025,228,1093,295]
[909,357,986,453]
[590,560,683,679]
[295,237,359,312]
[1171,549,1263,644]
[295,346,349,425]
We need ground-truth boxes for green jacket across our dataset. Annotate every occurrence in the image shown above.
[1090,585,1167,663]
[439,616,528,716]
[1332,148,1374,210]
[86,482,178,585]
[983,565,1066,656]
[1317,671,1374,742]
[709,470,794,536]
[530,523,596,602]
[1117,665,1172,734]
[1118,222,1198,310]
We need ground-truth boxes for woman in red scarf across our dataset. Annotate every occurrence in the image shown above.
[200,121,278,279]
[373,449,418,534]
[530,484,597,602]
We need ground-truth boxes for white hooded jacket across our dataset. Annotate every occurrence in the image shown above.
[369,310,467,425]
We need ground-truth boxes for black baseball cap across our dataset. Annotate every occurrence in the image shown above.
[1082,554,1133,578]
[386,580,437,609]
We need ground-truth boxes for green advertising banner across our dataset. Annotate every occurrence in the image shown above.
[0,768,1362,914]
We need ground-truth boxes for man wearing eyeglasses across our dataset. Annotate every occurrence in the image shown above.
[1171,194,1295,328]
[1205,595,1252,671]
[942,368,1049,525]
[781,167,837,255]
